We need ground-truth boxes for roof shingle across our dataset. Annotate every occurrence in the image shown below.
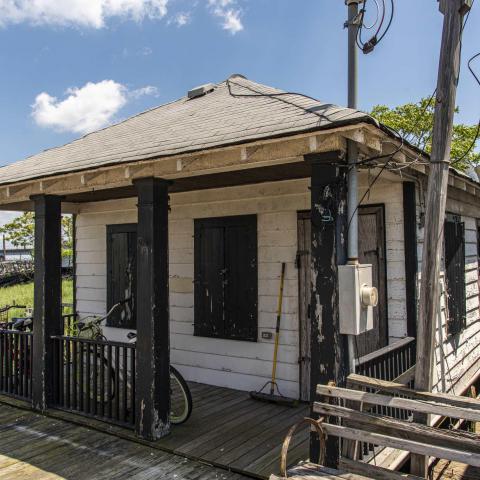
[0,75,372,186]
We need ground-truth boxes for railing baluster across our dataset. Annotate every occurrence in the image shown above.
[100,344,105,418]
[130,346,135,425]
[107,344,112,420]
[79,341,84,412]
[115,345,120,421]
[72,340,78,410]
[122,346,128,423]
[65,339,71,409]
[93,343,98,416]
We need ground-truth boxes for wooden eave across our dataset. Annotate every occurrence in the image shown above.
[1,121,479,212]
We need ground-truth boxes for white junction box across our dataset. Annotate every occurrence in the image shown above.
[338,264,378,336]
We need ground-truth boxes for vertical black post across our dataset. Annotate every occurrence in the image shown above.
[31,195,62,412]
[403,182,418,338]
[308,153,348,468]
[134,177,170,440]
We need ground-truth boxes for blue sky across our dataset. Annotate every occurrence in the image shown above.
[0,0,478,169]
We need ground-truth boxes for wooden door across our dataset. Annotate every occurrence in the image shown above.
[297,206,387,392]
[297,212,311,401]
[355,205,388,357]
[106,223,137,329]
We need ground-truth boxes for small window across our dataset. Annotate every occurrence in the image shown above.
[444,215,466,335]
[194,215,258,342]
[106,224,137,329]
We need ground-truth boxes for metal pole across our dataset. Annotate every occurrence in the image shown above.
[346,0,360,262]
[346,0,362,373]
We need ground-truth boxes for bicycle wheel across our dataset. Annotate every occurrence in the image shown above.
[170,366,192,424]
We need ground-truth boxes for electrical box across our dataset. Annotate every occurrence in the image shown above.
[338,264,378,335]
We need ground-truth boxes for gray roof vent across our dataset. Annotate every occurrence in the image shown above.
[187,83,215,99]
[228,73,247,80]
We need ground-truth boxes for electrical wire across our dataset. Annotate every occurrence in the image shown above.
[226,78,333,123]
[356,0,394,54]
[468,52,480,87]
[450,120,480,168]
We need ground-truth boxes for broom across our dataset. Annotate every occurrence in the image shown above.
[250,262,298,407]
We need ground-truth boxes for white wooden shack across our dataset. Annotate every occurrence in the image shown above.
[0,75,479,475]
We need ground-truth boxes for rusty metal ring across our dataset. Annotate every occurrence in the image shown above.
[279,417,327,478]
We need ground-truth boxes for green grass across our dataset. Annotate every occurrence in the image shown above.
[0,279,73,319]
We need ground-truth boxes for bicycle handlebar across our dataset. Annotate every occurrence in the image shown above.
[75,298,132,328]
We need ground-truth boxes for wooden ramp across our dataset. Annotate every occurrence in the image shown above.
[0,403,249,480]
[0,382,310,479]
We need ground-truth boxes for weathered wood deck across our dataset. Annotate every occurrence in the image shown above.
[433,460,480,480]
[0,382,310,479]
[0,403,250,480]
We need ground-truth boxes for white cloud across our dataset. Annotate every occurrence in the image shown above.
[129,85,159,98]
[0,0,169,29]
[31,80,159,135]
[140,46,153,55]
[208,0,243,34]
[168,11,191,27]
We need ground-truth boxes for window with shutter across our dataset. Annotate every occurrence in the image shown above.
[106,223,137,329]
[444,215,466,336]
[194,215,258,342]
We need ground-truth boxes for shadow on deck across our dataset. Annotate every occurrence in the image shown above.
[0,382,310,479]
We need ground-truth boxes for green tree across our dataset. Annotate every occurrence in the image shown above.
[370,98,480,171]
[0,212,73,258]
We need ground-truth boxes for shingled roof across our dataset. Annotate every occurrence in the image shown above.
[0,74,374,186]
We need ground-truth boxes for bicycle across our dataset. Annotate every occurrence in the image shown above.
[73,301,192,425]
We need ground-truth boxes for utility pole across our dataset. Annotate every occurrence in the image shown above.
[346,0,362,372]
[412,0,471,477]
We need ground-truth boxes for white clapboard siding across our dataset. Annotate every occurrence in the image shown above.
[416,204,480,395]
[74,176,414,397]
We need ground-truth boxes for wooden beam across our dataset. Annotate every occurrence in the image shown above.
[314,402,480,454]
[347,374,480,411]
[307,152,348,468]
[31,194,62,412]
[321,422,480,467]
[339,458,423,480]
[134,177,170,440]
[316,384,480,421]
[403,182,418,337]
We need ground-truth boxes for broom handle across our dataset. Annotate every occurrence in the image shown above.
[271,262,286,394]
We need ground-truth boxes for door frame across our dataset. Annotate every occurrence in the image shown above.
[358,203,389,346]
[297,210,311,401]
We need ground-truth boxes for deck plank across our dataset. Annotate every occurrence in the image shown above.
[0,382,310,479]
[0,403,251,480]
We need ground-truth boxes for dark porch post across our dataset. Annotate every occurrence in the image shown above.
[31,194,63,412]
[308,153,348,468]
[134,177,170,440]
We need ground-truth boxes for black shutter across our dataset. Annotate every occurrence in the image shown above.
[224,217,257,341]
[444,216,466,336]
[194,222,225,338]
[194,215,257,342]
[106,224,137,329]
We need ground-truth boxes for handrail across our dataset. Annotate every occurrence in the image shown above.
[355,337,415,367]
[51,334,135,349]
